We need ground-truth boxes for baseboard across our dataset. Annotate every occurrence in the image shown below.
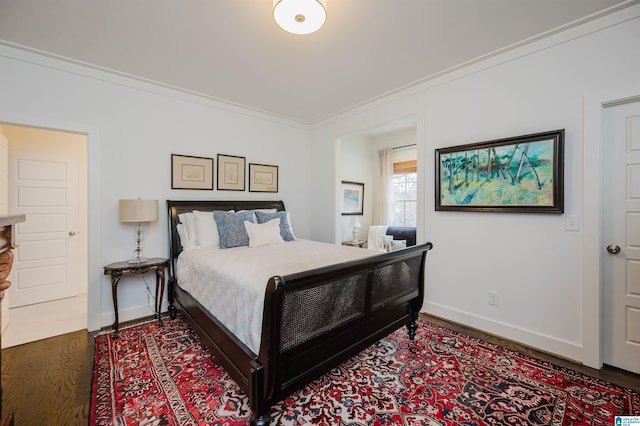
[100,301,167,329]
[422,302,583,364]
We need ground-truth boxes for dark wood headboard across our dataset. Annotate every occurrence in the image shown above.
[166,200,286,278]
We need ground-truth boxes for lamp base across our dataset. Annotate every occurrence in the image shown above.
[129,224,148,264]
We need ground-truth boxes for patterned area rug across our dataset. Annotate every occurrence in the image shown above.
[91,316,639,425]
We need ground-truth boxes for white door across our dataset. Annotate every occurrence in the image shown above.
[0,134,8,215]
[603,100,640,374]
[0,133,9,331]
[8,151,78,307]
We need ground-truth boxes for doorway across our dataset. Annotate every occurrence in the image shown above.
[0,124,88,348]
[337,116,419,246]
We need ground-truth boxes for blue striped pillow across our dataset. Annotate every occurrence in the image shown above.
[213,210,254,248]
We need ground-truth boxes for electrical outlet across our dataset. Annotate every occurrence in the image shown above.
[565,215,580,231]
[488,291,499,306]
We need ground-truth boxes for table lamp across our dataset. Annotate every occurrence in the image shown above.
[119,199,158,263]
[350,217,361,242]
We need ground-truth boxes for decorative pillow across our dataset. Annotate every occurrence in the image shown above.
[254,211,295,241]
[285,211,296,239]
[214,210,254,249]
[236,208,277,222]
[244,218,284,248]
[177,212,197,251]
[193,210,219,249]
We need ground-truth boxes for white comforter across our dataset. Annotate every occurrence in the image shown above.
[177,239,375,354]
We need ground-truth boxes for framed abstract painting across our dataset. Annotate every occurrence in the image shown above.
[435,129,564,213]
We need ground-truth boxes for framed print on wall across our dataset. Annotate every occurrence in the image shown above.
[217,154,246,191]
[249,163,278,193]
[435,129,564,213]
[341,181,365,215]
[171,154,214,190]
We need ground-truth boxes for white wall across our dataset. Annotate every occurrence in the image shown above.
[311,6,640,365]
[371,128,416,155]
[0,45,313,331]
[339,134,373,242]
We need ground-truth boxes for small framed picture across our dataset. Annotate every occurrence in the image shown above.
[249,163,278,193]
[217,154,246,191]
[171,154,214,190]
[341,181,365,215]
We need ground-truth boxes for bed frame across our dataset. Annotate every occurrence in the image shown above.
[167,200,433,425]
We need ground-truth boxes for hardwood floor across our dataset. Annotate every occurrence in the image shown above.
[1,329,94,425]
[0,316,638,425]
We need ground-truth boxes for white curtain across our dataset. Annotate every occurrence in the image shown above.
[374,148,393,225]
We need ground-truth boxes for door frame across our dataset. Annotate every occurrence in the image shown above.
[0,113,102,332]
[583,88,640,369]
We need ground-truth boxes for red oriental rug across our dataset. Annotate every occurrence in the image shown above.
[91,316,639,425]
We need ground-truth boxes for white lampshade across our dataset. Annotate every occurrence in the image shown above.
[350,217,361,228]
[273,0,327,35]
[119,199,158,223]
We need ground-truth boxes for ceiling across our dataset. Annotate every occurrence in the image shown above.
[0,0,634,125]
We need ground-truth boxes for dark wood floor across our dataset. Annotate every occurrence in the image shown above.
[1,329,95,425]
[1,316,638,425]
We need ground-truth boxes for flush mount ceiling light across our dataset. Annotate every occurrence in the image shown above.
[273,0,327,35]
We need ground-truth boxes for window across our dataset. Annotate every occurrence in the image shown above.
[392,160,417,227]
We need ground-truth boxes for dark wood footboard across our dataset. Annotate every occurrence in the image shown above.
[255,242,432,422]
[166,200,433,425]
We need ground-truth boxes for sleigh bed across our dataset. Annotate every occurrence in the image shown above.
[167,200,433,425]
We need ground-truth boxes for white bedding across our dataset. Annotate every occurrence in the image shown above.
[177,239,375,354]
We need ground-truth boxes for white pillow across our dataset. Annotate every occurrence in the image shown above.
[244,218,284,248]
[286,211,296,239]
[193,210,220,249]
[176,223,187,247]
[177,212,197,251]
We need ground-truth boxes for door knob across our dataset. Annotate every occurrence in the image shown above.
[606,244,621,254]
[68,231,77,236]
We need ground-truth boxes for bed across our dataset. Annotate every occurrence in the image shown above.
[167,200,433,425]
